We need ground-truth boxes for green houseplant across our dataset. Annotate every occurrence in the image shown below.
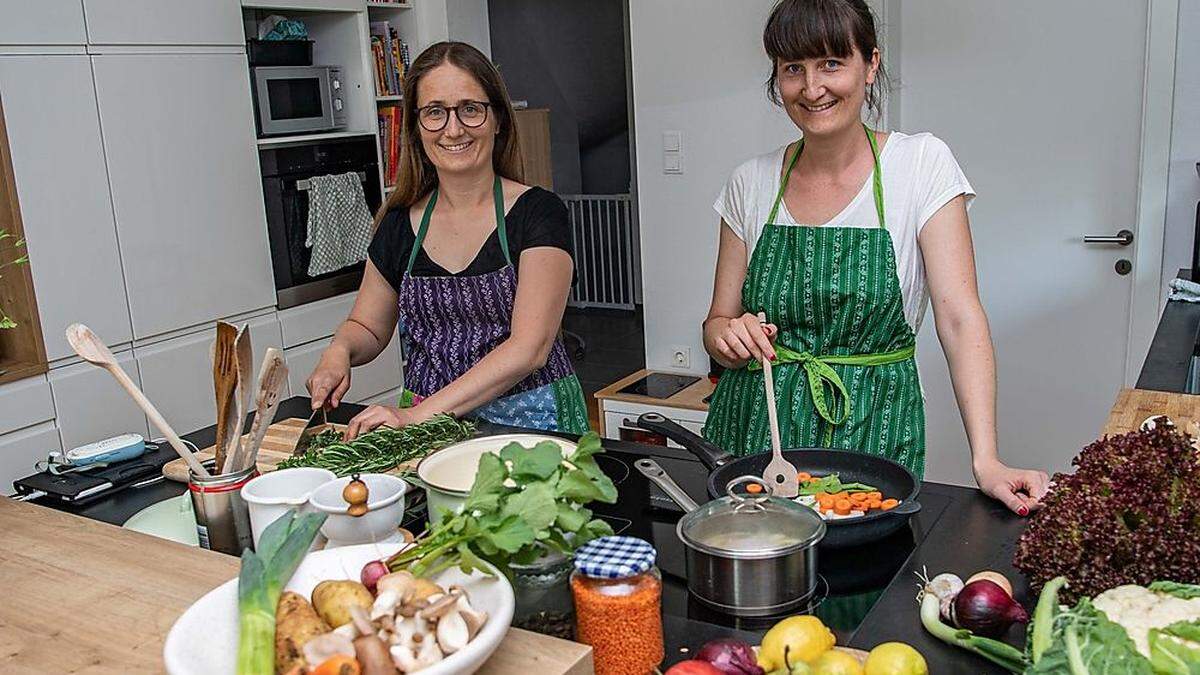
[0,228,27,329]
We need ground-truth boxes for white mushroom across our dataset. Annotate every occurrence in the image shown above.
[454,593,488,639]
[376,571,417,605]
[349,604,375,637]
[436,609,469,654]
[332,622,360,640]
[390,634,444,672]
[303,632,356,667]
[371,588,401,620]
[417,591,460,620]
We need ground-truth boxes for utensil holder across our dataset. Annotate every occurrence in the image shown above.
[189,466,257,554]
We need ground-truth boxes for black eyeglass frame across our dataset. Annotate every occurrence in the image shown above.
[416,101,493,132]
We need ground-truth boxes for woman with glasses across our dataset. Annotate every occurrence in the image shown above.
[306,41,589,439]
[702,0,1048,514]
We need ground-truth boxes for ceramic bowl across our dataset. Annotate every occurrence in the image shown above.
[240,467,336,549]
[308,473,408,547]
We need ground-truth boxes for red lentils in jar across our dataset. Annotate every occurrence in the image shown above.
[570,536,664,675]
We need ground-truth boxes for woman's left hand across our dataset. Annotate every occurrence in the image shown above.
[974,459,1050,516]
[344,404,431,440]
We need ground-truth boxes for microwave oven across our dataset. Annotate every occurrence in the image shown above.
[251,65,347,137]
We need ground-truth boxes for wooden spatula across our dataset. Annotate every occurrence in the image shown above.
[757,312,799,497]
[232,347,288,473]
[212,322,238,474]
[65,323,210,478]
[222,324,253,474]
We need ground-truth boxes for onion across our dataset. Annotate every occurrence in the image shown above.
[694,638,765,675]
[965,570,1013,598]
[952,579,1029,637]
[927,572,964,602]
[360,560,389,594]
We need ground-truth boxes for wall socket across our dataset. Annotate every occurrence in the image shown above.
[671,346,691,369]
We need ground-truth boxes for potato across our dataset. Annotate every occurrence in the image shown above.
[311,580,373,628]
[411,577,444,602]
[275,592,330,675]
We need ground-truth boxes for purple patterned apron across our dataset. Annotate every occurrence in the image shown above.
[397,177,589,433]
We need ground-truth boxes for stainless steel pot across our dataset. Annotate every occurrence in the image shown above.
[634,458,825,616]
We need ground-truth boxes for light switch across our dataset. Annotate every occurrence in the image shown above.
[663,131,682,152]
[664,153,682,174]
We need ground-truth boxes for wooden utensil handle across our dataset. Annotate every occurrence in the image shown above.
[757,312,783,455]
[107,363,210,478]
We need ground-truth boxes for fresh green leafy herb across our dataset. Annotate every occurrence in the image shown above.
[797,473,877,495]
[387,432,617,578]
[1149,582,1200,600]
[1027,597,1152,674]
[275,414,474,476]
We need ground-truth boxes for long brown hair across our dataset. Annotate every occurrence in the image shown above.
[375,41,525,223]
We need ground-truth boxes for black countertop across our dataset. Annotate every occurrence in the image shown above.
[34,396,1027,673]
[1136,270,1200,393]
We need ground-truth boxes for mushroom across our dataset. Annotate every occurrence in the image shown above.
[348,604,375,637]
[454,592,489,639]
[410,577,444,602]
[436,609,469,654]
[332,622,360,640]
[371,588,401,620]
[390,633,444,672]
[417,589,461,621]
[302,632,356,667]
[376,571,417,605]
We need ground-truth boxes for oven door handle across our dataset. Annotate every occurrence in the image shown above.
[296,171,367,191]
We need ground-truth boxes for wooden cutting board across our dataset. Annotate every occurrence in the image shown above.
[1103,387,1200,437]
[162,417,353,482]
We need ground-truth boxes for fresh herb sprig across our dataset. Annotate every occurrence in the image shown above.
[387,432,617,578]
[275,414,474,476]
[797,472,877,496]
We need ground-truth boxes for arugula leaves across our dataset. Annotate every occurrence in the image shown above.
[388,432,617,578]
[796,472,877,496]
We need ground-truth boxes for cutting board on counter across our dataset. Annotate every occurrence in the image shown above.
[1103,388,1200,437]
[162,417,353,482]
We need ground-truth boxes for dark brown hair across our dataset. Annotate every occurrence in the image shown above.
[376,41,525,222]
[762,0,887,118]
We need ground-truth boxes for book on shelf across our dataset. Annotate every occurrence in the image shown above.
[378,105,402,189]
[369,21,411,97]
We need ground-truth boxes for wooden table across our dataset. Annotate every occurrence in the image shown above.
[0,498,592,674]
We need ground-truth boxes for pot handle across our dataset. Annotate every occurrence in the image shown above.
[634,413,732,471]
[890,499,922,516]
[634,458,700,512]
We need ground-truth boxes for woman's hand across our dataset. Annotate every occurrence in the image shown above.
[344,404,432,441]
[705,313,778,369]
[974,458,1050,516]
[306,345,352,410]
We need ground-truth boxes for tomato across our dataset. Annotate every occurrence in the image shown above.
[664,659,725,675]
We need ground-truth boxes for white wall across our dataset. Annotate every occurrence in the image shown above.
[1164,0,1200,284]
[446,0,491,56]
[629,0,796,374]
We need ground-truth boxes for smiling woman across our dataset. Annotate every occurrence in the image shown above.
[306,41,589,439]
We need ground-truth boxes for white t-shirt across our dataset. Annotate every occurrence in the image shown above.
[713,131,974,334]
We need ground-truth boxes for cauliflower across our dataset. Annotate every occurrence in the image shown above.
[1093,585,1200,658]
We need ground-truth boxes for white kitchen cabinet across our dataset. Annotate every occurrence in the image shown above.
[278,292,357,349]
[0,1,87,45]
[0,55,133,361]
[49,351,150,452]
[0,422,60,495]
[92,53,274,339]
[284,332,403,405]
[0,375,55,437]
[135,315,284,437]
[82,0,242,46]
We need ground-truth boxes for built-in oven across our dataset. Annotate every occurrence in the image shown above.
[260,137,381,309]
[251,65,347,137]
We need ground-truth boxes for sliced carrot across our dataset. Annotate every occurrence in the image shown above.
[849,492,869,502]
[817,499,835,511]
[311,656,361,675]
[868,491,883,500]
[834,499,852,515]
[867,499,883,510]
[880,498,900,511]
[813,491,828,500]
[746,483,764,494]
[797,471,813,482]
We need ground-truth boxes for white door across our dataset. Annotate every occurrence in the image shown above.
[894,1,1157,483]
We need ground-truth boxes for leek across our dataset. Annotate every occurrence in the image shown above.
[236,511,326,675]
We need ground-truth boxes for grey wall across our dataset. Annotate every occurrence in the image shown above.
[1164,0,1200,285]
[487,0,630,194]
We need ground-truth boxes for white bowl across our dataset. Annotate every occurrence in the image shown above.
[308,474,408,547]
[163,542,515,675]
[241,468,336,549]
[416,434,577,524]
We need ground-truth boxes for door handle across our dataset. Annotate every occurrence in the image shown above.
[1083,229,1134,246]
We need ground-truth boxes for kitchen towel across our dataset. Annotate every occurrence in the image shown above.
[1168,277,1200,303]
[305,171,374,277]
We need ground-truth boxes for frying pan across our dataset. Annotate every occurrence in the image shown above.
[635,413,921,548]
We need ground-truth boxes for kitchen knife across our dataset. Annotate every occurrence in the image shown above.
[292,406,330,457]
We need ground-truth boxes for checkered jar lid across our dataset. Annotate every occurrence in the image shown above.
[573,536,657,579]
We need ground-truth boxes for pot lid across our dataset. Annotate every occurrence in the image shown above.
[678,476,826,558]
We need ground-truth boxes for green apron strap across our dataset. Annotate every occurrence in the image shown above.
[494,176,513,267]
[767,141,804,225]
[406,190,440,275]
[863,123,886,229]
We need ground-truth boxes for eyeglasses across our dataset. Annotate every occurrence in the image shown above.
[416,100,492,132]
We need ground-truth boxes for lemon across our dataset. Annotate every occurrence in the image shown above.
[810,650,865,675]
[759,615,836,670]
[863,643,928,675]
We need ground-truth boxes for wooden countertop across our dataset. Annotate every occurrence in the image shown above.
[594,368,716,412]
[0,498,592,674]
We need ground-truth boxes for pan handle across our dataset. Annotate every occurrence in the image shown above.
[891,499,922,516]
[634,413,733,471]
[634,458,700,512]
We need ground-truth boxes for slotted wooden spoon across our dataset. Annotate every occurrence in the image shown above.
[65,323,210,478]
[757,312,799,497]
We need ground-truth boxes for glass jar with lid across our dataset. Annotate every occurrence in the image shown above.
[510,547,576,640]
[570,536,664,675]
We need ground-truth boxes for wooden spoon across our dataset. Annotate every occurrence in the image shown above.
[757,312,799,497]
[222,324,253,474]
[212,322,238,474]
[65,323,210,478]
[233,347,288,473]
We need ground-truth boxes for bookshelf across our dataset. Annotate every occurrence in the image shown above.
[0,96,47,386]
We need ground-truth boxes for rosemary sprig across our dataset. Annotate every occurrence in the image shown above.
[275,413,475,476]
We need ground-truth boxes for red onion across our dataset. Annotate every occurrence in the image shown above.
[695,638,765,675]
[360,559,389,593]
[952,579,1029,637]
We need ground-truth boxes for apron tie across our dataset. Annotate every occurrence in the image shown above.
[749,342,916,444]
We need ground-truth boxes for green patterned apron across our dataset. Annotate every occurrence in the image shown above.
[704,125,925,477]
